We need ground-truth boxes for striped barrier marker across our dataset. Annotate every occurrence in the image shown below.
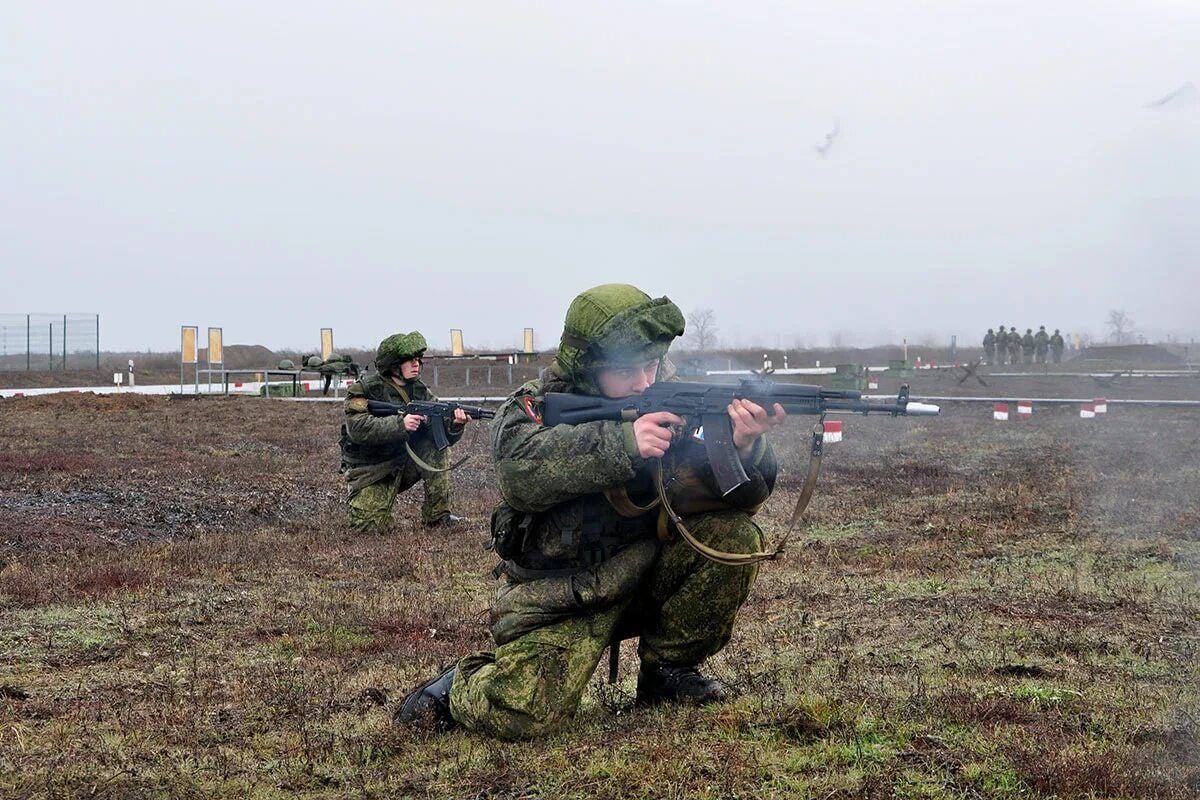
[1080,403,1096,419]
[822,419,844,443]
[993,402,1009,421]
[1094,398,1108,414]
[1017,400,1032,418]
[868,378,879,390]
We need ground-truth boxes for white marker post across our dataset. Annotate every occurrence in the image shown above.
[993,402,1009,421]
[1080,403,1096,419]
[1094,398,1108,414]
[128,359,136,388]
[822,419,844,443]
[1017,400,1032,419]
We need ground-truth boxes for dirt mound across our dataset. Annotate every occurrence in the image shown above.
[4,392,161,411]
[197,344,281,368]
[1070,344,1187,368]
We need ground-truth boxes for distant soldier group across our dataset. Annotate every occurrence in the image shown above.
[982,326,1065,366]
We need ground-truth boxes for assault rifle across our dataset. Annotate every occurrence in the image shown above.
[366,400,495,451]
[543,379,938,496]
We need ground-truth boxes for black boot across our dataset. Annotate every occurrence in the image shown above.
[635,665,728,707]
[424,513,467,528]
[395,666,458,731]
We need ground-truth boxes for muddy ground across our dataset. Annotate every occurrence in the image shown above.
[0,382,1198,799]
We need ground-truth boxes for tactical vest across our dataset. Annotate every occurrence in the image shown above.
[493,469,660,580]
[338,373,423,468]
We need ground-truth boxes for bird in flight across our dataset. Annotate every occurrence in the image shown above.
[815,121,840,157]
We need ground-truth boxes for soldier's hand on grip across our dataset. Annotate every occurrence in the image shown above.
[729,399,787,454]
[403,414,425,433]
[633,411,684,459]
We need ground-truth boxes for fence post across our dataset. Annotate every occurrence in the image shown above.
[26,315,30,371]
[96,315,100,370]
[63,314,67,370]
[48,323,53,371]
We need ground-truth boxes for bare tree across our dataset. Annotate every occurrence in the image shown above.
[685,308,719,352]
[1106,309,1135,345]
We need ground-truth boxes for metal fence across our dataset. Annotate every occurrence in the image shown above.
[0,314,100,371]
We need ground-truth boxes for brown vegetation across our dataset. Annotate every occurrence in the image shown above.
[0,387,1197,798]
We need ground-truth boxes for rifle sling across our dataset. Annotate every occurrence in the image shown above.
[652,420,825,567]
[404,441,469,474]
[603,485,660,517]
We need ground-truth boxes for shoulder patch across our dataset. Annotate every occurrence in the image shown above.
[347,397,369,412]
[519,395,543,424]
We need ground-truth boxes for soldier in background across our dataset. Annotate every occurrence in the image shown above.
[1050,329,1066,364]
[982,328,996,366]
[304,352,361,395]
[397,283,783,738]
[994,326,1007,366]
[1007,327,1022,366]
[1021,329,1035,365]
[339,332,470,531]
[1033,326,1050,364]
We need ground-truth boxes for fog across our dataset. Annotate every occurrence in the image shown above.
[2,2,1197,352]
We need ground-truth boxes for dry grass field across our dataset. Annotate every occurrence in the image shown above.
[1,388,1198,798]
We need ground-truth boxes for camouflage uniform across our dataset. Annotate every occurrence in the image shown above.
[1021,329,1035,365]
[994,327,1007,366]
[982,329,996,366]
[1050,330,1065,364]
[447,284,777,740]
[306,353,360,396]
[1033,327,1050,364]
[1007,328,1021,365]
[341,332,462,530]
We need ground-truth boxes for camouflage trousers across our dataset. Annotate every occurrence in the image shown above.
[345,443,450,531]
[449,510,762,740]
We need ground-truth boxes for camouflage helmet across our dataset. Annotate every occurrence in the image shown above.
[278,358,296,370]
[327,351,347,363]
[375,331,428,374]
[553,283,685,394]
[305,355,323,368]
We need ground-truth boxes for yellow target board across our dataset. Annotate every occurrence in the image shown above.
[181,326,198,364]
[207,327,223,365]
[321,328,334,360]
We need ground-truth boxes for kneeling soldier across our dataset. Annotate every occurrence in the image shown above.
[397,284,785,739]
[341,332,470,531]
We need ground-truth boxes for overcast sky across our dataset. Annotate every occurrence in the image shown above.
[3,2,1197,353]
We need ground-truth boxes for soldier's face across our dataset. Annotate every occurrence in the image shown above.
[596,358,659,398]
[400,358,421,380]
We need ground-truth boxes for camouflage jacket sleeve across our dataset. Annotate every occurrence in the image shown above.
[343,383,408,445]
[492,386,641,513]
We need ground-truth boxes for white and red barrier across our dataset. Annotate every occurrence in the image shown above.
[822,419,844,443]
[868,378,879,390]
[1080,403,1096,419]
[993,402,1009,421]
[1094,398,1108,414]
[1017,400,1032,419]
